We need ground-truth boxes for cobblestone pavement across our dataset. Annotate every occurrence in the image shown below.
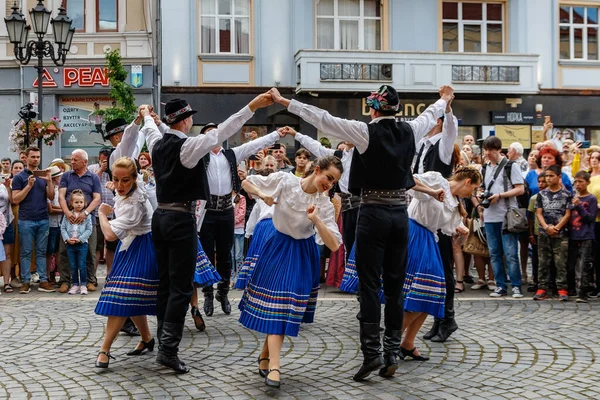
[1,288,600,400]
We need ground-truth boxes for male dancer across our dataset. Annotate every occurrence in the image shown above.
[412,98,460,343]
[269,85,453,380]
[143,94,273,373]
[199,124,284,316]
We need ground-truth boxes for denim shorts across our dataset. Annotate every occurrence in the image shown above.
[3,221,14,245]
[47,226,61,255]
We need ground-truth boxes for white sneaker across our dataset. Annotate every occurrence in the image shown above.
[80,286,88,295]
[471,280,487,290]
[512,287,524,298]
[31,272,40,284]
[487,280,497,291]
[68,285,80,295]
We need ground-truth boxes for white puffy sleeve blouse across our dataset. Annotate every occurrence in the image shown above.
[245,172,342,246]
[109,187,153,251]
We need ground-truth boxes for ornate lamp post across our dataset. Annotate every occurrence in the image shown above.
[5,1,74,153]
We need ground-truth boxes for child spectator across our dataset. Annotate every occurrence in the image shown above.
[60,190,93,295]
[231,190,246,288]
[534,165,573,301]
[568,171,597,303]
[527,172,547,293]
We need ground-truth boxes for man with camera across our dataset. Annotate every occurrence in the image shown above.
[477,136,525,298]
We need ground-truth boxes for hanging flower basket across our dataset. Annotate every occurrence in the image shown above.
[9,116,63,152]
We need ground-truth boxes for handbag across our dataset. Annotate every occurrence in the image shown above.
[463,217,490,257]
[502,164,528,233]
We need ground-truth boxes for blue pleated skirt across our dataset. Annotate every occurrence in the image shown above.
[239,230,320,337]
[339,244,385,303]
[403,219,446,319]
[234,218,276,290]
[193,237,221,287]
[95,233,159,317]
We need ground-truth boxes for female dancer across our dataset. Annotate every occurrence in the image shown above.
[239,156,343,388]
[94,157,158,368]
[400,166,481,364]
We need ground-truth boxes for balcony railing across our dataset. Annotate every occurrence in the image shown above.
[295,50,539,94]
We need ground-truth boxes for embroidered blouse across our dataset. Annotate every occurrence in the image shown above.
[109,186,153,251]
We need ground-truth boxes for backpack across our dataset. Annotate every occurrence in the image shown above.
[481,160,530,209]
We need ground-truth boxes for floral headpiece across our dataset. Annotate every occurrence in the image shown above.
[366,85,400,112]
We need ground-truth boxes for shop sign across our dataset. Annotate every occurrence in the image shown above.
[491,111,535,124]
[495,125,531,149]
[25,66,151,90]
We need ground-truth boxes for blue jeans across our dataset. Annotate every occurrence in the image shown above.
[230,233,244,280]
[19,219,49,284]
[67,242,88,286]
[484,222,522,290]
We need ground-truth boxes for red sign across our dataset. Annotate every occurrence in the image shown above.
[32,69,58,88]
[63,67,109,87]
[31,67,110,88]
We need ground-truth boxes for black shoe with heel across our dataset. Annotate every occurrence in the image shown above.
[257,356,270,378]
[401,347,429,361]
[353,322,385,381]
[95,351,115,368]
[265,369,281,389]
[127,338,155,356]
[191,306,206,332]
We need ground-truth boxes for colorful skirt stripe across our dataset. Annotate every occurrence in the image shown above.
[194,237,221,287]
[234,218,275,290]
[339,244,385,303]
[95,233,159,317]
[403,219,446,319]
[239,230,320,337]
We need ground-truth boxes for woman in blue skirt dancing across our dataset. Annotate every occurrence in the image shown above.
[240,155,343,388]
[94,157,159,368]
[400,166,481,362]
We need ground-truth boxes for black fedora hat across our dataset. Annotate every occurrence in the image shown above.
[104,118,128,140]
[200,123,217,134]
[163,98,197,124]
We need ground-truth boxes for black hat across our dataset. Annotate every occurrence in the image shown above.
[104,118,128,140]
[365,85,400,112]
[200,123,217,134]
[163,98,197,124]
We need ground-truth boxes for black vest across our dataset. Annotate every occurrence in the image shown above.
[348,119,416,195]
[332,149,344,194]
[413,138,455,178]
[152,133,210,202]
[202,148,241,193]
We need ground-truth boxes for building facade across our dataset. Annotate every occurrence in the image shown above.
[0,0,156,162]
[160,0,600,153]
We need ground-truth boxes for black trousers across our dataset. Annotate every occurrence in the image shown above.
[342,207,359,256]
[437,232,455,319]
[355,204,407,331]
[152,209,197,324]
[200,208,234,295]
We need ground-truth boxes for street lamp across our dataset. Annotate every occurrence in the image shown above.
[4,1,74,154]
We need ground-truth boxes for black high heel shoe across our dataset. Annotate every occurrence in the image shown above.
[95,351,115,368]
[401,347,429,361]
[191,307,206,332]
[257,356,269,378]
[127,338,155,356]
[265,369,281,389]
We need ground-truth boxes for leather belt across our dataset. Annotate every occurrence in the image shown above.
[360,189,407,206]
[157,202,195,214]
[206,194,233,212]
[339,192,361,212]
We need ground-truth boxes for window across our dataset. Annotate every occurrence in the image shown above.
[200,0,250,54]
[442,2,504,53]
[559,5,599,60]
[96,0,118,32]
[65,0,85,32]
[316,0,382,50]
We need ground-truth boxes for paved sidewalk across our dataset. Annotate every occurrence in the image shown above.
[1,286,599,399]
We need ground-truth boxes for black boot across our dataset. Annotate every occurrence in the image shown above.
[203,292,214,317]
[156,319,164,346]
[215,292,231,315]
[422,318,440,341]
[120,318,140,336]
[431,317,458,343]
[379,330,402,378]
[156,322,189,374]
[353,322,384,381]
